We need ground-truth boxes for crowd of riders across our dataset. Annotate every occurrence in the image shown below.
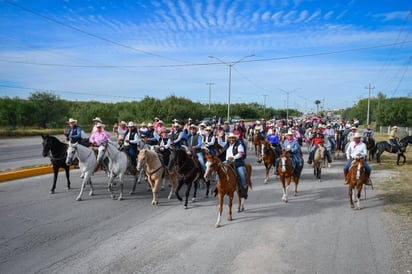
[64,114,385,187]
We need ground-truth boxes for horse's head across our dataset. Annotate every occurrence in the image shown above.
[204,154,219,181]
[96,141,108,163]
[65,142,78,165]
[41,134,50,157]
[136,149,147,172]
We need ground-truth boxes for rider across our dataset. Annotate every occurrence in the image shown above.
[343,132,371,185]
[89,122,111,172]
[217,132,248,199]
[324,123,336,152]
[170,122,185,150]
[362,124,374,144]
[307,130,324,165]
[186,124,206,171]
[275,129,302,177]
[203,126,216,155]
[389,126,401,154]
[115,121,127,146]
[266,127,281,154]
[123,121,139,172]
[156,129,171,166]
[64,118,82,143]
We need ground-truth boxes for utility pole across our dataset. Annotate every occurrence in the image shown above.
[365,83,375,125]
[262,94,268,117]
[206,82,214,110]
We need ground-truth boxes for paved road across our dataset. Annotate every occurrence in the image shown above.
[0,141,392,274]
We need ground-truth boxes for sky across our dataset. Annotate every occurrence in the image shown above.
[0,0,411,113]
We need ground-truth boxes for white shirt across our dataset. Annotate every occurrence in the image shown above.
[346,140,367,160]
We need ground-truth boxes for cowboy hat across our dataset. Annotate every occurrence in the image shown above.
[68,118,77,123]
[127,121,134,127]
[140,122,146,127]
[392,126,398,129]
[351,126,357,130]
[189,124,197,129]
[227,133,238,139]
[96,122,105,128]
[205,126,212,131]
[174,122,180,127]
[147,122,153,127]
[286,129,294,135]
[92,117,102,122]
[353,132,362,138]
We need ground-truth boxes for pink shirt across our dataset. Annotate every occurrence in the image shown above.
[89,129,111,146]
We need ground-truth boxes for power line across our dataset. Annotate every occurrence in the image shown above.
[4,0,187,64]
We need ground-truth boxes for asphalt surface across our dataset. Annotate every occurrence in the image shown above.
[0,138,393,274]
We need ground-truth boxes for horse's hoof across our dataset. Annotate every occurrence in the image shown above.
[184,205,188,209]
[191,198,197,202]
[118,197,124,201]
[129,191,135,195]
[215,224,220,228]
[49,190,55,194]
[111,195,116,200]
[227,216,233,221]
[76,197,82,201]
[350,204,354,208]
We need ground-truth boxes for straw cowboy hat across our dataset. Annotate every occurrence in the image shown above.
[68,118,77,123]
[92,117,102,122]
[353,132,362,138]
[286,129,294,135]
[127,121,134,127]
[392,126,398,129]
[227,133,238,139]
[95,122,105,128]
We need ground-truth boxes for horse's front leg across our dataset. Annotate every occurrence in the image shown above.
[184,181,192,209]
[264,165,270,184]
[50,166,59,194]
[151,179,159,205]
[65,166,71,190]
[237,189,244,212]
[215,193,224,228]
[118,174,124,200]
[167,173,177,199]
[192,179,198,202]
[76,173,90,201]
[107,174,116,200]
[129,172,139,195]
[349,184,354,208]
[356,183,363,210]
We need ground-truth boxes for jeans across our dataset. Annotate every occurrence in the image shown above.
[236,165,247,188]
[128,146,137,167]
[343,158,371,173]
[196,152,206,171]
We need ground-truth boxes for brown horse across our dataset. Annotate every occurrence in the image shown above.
[258,141,280,184]
[347,158,366,210]
[136,149,166,205]
[334,130,343,159]
[277,151,303,202]
[253,133,264,158]
[313,144,325,182]
[204,154,252,228]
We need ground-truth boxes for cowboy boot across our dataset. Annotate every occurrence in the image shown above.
[343,170,349,185]
[364,170,371,185]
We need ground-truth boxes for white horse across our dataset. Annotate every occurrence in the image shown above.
[65,142,97,201]
[97,141,131,200]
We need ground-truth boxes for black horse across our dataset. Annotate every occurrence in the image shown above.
[364,132,376,161]
[171,148,204,209]
[376,135,412,165]
[41,135,71,193]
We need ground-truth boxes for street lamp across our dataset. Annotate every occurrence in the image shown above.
[208,54,255,122]
[206,82,214,110]
[275,88,301,124]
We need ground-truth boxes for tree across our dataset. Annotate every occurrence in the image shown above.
[314,100,321,115]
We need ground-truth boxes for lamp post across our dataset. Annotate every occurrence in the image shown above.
[208,54,255,122]
[276,88,301,124]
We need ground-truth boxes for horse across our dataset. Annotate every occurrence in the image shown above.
[347,158,366,210]
[253,132,264,158]
[246,127,254,151]
[257,141,280,184]
[204,154,252,228]
[65,142,97,201]
[364,132,376,161]
[277,151,303,202]
[375,135,412,165]
[97,141,135,200]
[313,144,325,182]
[172,148,205,209]
[136,149,167,205]
[41,135,71,194]
[334,130,343,159]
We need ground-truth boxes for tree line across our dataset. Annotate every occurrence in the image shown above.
[0,91,410,131]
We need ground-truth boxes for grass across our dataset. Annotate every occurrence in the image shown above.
[371,132,412,225]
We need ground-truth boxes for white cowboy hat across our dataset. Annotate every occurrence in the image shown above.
[351,126,357,130]
[120,121,126,125]
[140,122,146,127]
[392,126,398,129]
[127,121,134,127]
[286,130,294,135]
[189,124,197,129]
[205,126,212,131]
[199,123,206,127]
[147,122,153,127]
[172,118,179,122]
[174,122,180,127]
[68,118,77,123]
[95,122,105,128]
[92,117,102,122]
[227,133,238,139]
[353,132,362,138]
[256,120,261,124]
[158,120,164,124]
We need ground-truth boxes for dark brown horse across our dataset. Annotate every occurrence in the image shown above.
[204,154,252,227]
[277,151,303,202]
[375,135,412,165]
[41,135,71,194]
[257,140,280,184]
[253,134,264,158]
[334,130,343,159]
[347,158,366,209]
[364,132,376,161]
